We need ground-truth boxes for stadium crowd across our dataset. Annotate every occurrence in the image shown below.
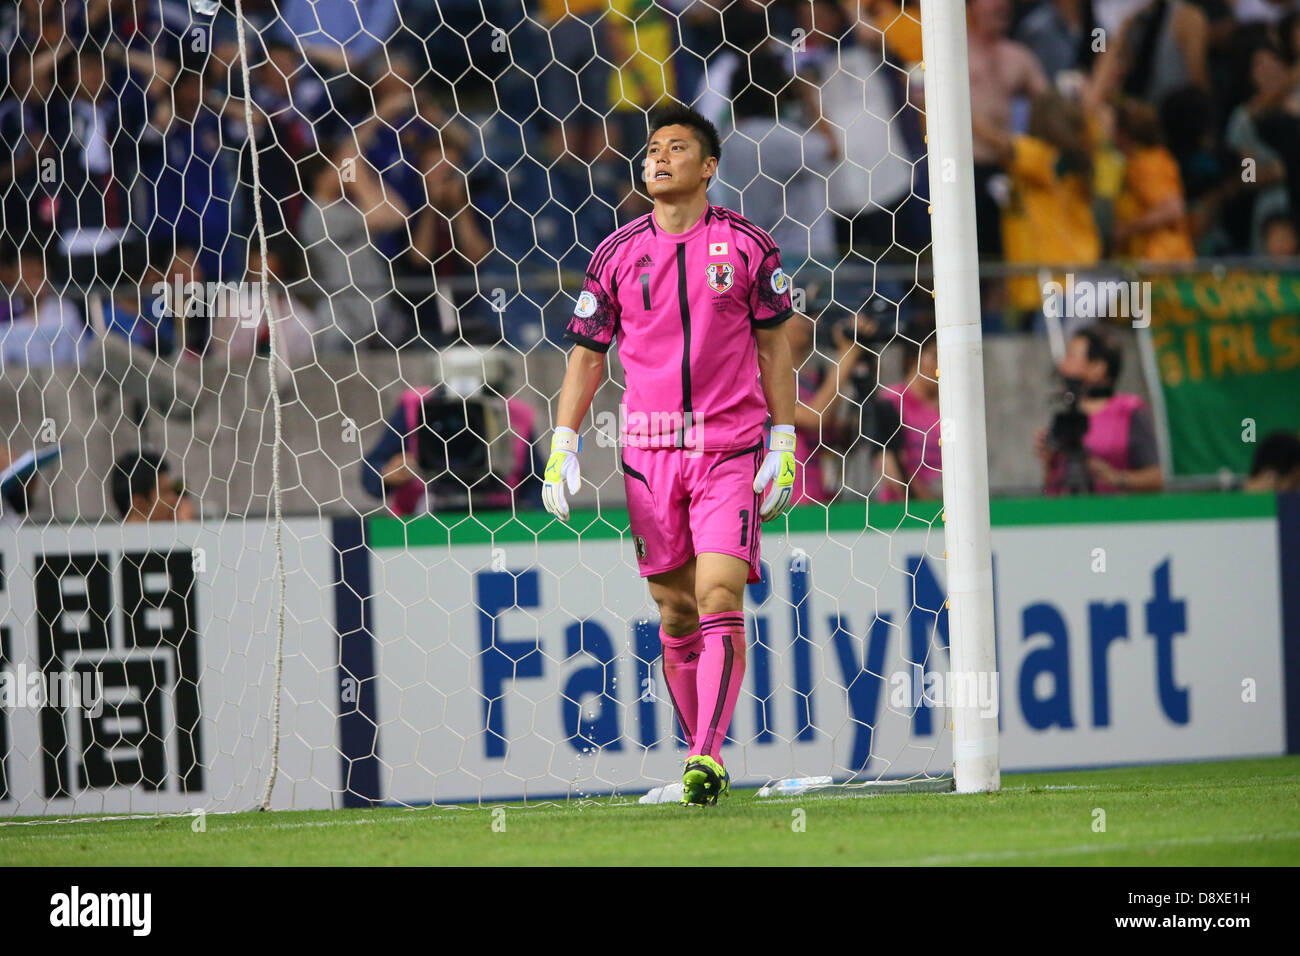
[5,1,1299,347]
[1,0,1298,513]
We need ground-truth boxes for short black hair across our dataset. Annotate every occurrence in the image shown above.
[111,450,168,518]
[15,241,45,279]
[1262,210,1298,235]
[263,234,307,285]
[1250,431,1300,479]
[1075,324,1122,385]
[2,476,29,518]
[647,103,721,163]
[297,150,338,194]
[17,239,45,263]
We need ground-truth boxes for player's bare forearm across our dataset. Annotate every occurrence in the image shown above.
[755,325,797,426]
[555,345,606,431]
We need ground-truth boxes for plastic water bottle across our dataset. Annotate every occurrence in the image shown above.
[638,782,685,804]
[757,775,834,797]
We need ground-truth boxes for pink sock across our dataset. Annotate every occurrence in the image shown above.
[694,612,747,762]
[660,625,704,749]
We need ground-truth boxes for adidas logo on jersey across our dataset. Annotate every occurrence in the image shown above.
[635,254,654,268]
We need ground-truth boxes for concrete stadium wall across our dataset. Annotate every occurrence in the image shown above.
[0,333,1151,523]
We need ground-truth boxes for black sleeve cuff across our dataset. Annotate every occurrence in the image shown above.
[751,307,794,330]
[563,329,613,353]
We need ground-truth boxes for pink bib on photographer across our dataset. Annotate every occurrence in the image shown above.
[1047,393,1143,494]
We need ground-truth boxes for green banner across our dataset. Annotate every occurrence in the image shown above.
[1149,271,1300,475]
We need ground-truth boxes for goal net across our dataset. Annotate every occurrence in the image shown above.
[0,0,990,815]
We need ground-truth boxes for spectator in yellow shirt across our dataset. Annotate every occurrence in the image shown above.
[1112,99,1196,261]
[860,0,923,65]
[973,92,1101,325]
[606,0,676,154]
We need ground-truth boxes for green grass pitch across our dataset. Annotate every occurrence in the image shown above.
[3,756,1297,866]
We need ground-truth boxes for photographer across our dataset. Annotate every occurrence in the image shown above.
[1036,324,1164,495]
[883,322,943,500]
[785,308,903,504]
[361,349,543,516]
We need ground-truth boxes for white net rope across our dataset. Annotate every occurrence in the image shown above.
[0,0,952,814]
[228,0,287,812]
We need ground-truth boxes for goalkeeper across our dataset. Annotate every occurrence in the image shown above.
[544,104,797,807]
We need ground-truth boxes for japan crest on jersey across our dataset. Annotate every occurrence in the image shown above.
[705,262,734,294]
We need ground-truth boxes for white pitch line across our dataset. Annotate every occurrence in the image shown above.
[0,815,451,839]
[0,807,594,839]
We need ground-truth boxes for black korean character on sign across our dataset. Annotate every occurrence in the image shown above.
[76,655,170,791]
[34,550,202,798]
[119,550,202,792]
[35,552,113,798]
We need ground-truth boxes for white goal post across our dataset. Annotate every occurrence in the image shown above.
[919,0,1000,793]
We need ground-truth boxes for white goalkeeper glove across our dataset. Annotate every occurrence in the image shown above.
[753,424,797,521]
[542,426,582,522]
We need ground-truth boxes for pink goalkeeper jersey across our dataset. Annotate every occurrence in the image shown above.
[565,205,794,452]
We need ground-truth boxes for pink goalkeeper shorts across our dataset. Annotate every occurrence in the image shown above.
[622,442,765,584]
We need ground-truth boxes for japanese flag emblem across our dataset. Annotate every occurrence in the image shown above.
[709,242,728,255]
